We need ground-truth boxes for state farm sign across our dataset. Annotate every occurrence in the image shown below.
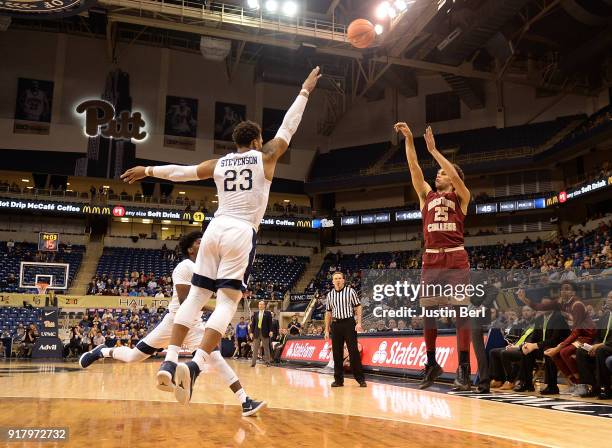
[281,334,479,375]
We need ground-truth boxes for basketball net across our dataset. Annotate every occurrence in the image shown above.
[36,282,49,296]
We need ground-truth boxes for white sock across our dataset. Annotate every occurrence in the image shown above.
[234,388,247,404]
[193,349,210,372]
[101,348,111,358]
[165,345,180,364]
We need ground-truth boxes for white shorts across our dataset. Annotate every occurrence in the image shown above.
[192,216,256,292]
[137,312,205,354]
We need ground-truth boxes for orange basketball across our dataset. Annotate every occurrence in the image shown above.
[347,19,376,49]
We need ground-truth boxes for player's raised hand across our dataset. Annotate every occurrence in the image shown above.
[302,66,322,93]
[424,126,437,154]
[121,166,147,184]
[394,122,413,139]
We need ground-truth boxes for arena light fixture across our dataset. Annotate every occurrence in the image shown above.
[282,1,297,16]
[162,227,169,230]
[162,220,172,224]
[283,199,291,203]
[66,182,71,186]
[375,1,389,19]
[387,6,397,18]
[21,179,29,182]
[142,219,153,224]
[247,0,259,9]
[394,0,407,11]
[120,218,130,223]
[178,191,185,195]
[375,24,384,35]
[265,0,278,12]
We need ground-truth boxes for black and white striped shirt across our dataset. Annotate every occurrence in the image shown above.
[326,286,360,319]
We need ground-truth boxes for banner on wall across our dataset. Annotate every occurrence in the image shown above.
[14,78,54,135]
[164,96,198,151]
[262,108,290,164]
[0,293,180,310]
[281,334,479,376]
[213,102,246,154]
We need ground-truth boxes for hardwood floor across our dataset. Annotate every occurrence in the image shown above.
[0,359,607,447]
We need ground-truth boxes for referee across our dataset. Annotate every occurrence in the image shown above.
[324,271,367,388]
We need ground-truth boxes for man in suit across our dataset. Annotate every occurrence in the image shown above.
[273,328,289,364]
[575,290,612,397]
[250,301,273,367]
[514,296,570,394]
[270,311,280,356]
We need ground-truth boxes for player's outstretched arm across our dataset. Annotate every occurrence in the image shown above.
[261,66,321,179]
[394,122,431,208]
[120,159,219,184]
[424,125,470,208]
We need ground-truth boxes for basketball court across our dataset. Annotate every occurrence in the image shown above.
[0,359,608,447]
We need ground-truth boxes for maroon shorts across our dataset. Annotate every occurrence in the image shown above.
[420,249,470,307]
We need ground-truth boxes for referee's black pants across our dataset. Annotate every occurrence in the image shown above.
[331,317,365,384]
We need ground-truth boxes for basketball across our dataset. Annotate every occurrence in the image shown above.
[347,19,376,49]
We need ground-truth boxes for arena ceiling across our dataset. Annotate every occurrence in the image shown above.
[6,0,612,134]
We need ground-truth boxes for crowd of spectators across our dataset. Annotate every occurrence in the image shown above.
[87,272,173,298]
[0,323,39,358]
[61,307,169,357]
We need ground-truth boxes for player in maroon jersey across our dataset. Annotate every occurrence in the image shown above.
[394,123,472,391]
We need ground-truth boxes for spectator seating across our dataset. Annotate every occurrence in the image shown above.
[309,142,391,180]
[383,115,582,169]
[249,255,309,300]
[96,247,178,279]
[93,248,308,299]
[308,115,583,181]
[0,307,42,337]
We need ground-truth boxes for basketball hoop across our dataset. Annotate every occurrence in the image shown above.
[36,282,49,296]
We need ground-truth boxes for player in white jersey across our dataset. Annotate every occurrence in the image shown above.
[77,232,266,416]
[121,67,321,404]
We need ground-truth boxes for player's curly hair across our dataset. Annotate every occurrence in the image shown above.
[178,231,202,257]
[232,121,261,147]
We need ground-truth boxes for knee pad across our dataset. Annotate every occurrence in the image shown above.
[205,288,239,334]
[174,286,213,328]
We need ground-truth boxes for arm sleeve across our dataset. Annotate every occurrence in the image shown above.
[151,164,199,182]
[172,262,193,286]
[275,93,308,145]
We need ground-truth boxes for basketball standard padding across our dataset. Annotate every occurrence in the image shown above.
[347,19,376,49]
